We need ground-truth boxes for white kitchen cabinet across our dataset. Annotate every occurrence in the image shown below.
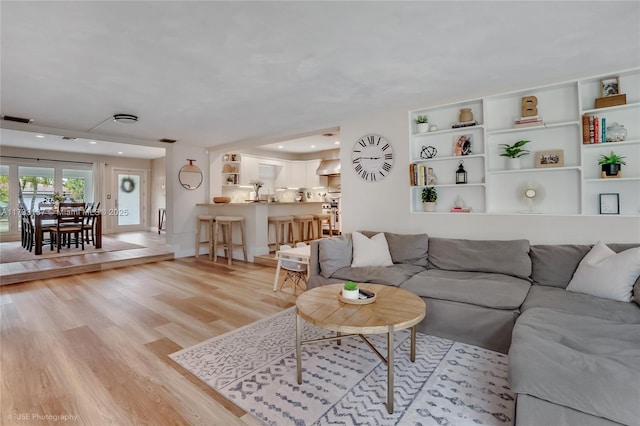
[240,155,259,185]
[305,159,322,188]
[409,67,640,216]
[290,161,306,188]
[274,159,291,188]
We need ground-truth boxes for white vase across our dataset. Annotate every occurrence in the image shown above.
[506,158,521,170]
[417,123,429,133]
[342,288,359,300]
[423,202,436,212]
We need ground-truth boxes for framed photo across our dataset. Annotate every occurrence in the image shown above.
[599,193,620,215]
[600,76,619,97]
[453,134,472,156]
[535,150,564,168]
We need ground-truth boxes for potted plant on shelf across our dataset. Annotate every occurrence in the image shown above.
[499,140,531,170]
[415,115,429,133]
[342,281,359,300]
[598,151,626,178]
[421,186,437,212]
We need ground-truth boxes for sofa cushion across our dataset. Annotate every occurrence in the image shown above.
[400,269,531,310]
[566,242,640,302]
[509,308,640,426]
[351,231,393,267]
[521,284,640,324]
[428,237,531,280]
[318,235,352,279]
[530,243,640,289]
[529,244,591,288]
[330,264,425,287]
[360,231,429,267]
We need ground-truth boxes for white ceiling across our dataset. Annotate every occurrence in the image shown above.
[1,1,639,157]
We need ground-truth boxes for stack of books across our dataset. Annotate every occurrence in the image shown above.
[582,115,606,144]
[513,116,544,128]
[409,163,435,186]
[452,120,478,129]
[450,207,472,213]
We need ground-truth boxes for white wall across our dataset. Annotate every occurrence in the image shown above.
[165,143,210,257]
[339,109,640,245]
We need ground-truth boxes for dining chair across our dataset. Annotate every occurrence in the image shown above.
[277,243,308,293]
[82,202,100,245]
[50,212,85,252]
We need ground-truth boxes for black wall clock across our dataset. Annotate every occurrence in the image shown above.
[351,134,394,182]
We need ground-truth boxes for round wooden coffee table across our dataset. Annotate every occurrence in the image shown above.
[295,283,426,413]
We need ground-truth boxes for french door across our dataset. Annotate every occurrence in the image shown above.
[112,169,148,232]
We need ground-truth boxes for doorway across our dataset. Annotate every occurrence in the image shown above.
[112,168,148,233]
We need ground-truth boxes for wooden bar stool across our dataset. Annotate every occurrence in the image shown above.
[313,213,333,238]
[268,215,294,252]
[293,214,315,244]
[213,216,247,265]
[195,215,215,258]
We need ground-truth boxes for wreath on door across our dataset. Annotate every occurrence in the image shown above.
[120,176,135,193]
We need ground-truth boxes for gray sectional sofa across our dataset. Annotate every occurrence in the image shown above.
[308,232,640,426]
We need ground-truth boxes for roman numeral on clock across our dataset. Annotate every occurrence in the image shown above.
[382,162,392,172]
[384,153,393,160]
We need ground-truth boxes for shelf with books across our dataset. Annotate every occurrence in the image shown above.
[581,139,640,149]
[486,121,579,135]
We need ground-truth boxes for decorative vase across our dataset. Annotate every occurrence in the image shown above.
[605,123,627,142]
[423,202,436,212]
[506,157,520,170]
[459,108,474,123]
[417,123,430,133]
[342,288,359,300]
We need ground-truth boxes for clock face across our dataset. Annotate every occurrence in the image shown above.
[351,134,394,182]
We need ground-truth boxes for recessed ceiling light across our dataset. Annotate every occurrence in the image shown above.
[35,134,45,138]
[311,145,316,148]
[334,141,340,145]
[117,151,124,155]
[278,145,284,149]
[89,141,97,144]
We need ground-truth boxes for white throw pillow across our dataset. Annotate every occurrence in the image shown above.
[351,232,394,268]
[566,241,640,302]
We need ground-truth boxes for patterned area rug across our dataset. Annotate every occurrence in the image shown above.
[170,307,514,425]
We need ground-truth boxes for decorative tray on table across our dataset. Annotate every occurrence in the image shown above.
[338,289,377,305]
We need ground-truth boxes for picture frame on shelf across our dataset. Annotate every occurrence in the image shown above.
[535,150,564,168]
[599,193,620,215]
[453,134,472,156]
[600,76,619,97]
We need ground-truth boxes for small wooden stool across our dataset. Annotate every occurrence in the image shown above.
[213,216,247,265]
[195,215,214,258]
[268,215,294,252]
[293,215,315,244]
[313,214,333,238]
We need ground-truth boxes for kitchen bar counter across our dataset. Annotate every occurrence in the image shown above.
[197,202,323,261]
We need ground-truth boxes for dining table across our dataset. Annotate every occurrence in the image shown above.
[34,210,102,255]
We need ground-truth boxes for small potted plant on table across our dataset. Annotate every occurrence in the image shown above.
[598,151,626,178]
[499,140,530,170]
[342,281,359,300]
[415,115,429,133]
[421,186,437,212]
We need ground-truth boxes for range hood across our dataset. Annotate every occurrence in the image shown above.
[316,159,341,176]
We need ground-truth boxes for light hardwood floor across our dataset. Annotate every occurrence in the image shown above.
[1,256,300,425]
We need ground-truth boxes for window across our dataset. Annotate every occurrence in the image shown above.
[0,165,8,233]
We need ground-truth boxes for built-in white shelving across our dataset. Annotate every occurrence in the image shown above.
[409,67,640,216]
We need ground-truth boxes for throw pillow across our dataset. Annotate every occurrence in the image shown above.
[566,241,640,302]
[351,231,393,268]
[318,235,352,278]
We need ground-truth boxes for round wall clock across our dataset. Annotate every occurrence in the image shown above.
[351,134,394,182]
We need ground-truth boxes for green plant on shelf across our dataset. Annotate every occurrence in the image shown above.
[415,115,429,124]
[597,151,626,165]
[499,140,531,158]
[421,186,437,203]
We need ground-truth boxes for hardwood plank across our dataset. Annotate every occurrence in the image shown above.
[1,236,293,425]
